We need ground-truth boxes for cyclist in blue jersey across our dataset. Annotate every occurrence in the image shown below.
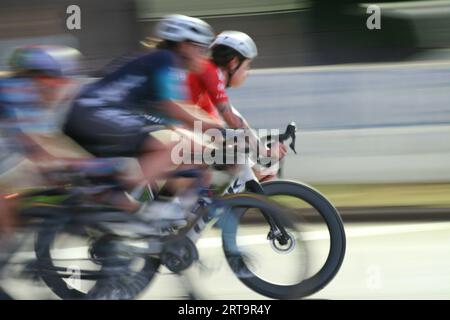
[0,45,82,236]
[0,45,82,161]
[63,15,223,226]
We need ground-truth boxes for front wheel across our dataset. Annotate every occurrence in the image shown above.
[218,193,311,299]
[252,180,346,298]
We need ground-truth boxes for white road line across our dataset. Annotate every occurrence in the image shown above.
[199,222,450,246]
[12,222,450,259]
[343,222,450,239]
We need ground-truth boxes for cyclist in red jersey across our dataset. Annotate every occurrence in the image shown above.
[187,58,226,120]
[187,31,287,180]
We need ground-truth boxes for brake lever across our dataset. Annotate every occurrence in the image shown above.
[278,122,297,154]
[289,136,297,154]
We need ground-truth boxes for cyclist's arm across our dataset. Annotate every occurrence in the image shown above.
[217,102,287,162]
[17,131,56,161]
[198,63,260,141]
[216,101,263,150]
[162,100,223,132]
[216,101,249,129]
[0,91,53,161]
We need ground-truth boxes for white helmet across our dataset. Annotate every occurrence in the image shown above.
[154,14,214,46]
[211,31,258,59]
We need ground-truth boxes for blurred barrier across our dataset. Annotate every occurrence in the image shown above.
[283,125,450,183]
[229,61,450,183]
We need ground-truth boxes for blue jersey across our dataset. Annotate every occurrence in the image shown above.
[76,49,187,113]
[0,76,57,135]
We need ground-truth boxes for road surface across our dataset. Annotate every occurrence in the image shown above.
[2,220,450,300]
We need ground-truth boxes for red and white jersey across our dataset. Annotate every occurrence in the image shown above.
[187,59,229,119]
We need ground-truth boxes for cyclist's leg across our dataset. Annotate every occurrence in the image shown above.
[0,196,16,240]
[137,133,177,188]
[153,126,212,196]
[63,104,175,214]
[64,104,174,183]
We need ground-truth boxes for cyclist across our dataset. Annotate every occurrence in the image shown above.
[187,31,287,180]
[63,14,223,226]
[0,45,83,161]
[0,45,83,236]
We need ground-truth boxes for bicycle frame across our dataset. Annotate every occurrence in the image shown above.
[124,122,299,248]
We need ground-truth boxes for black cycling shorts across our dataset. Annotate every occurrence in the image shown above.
[63,103,165,157]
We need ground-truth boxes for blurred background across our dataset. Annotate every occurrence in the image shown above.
[1,0,450,70]
[1,0,450,299]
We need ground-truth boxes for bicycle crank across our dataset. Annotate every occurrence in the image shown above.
[160,236,199,273]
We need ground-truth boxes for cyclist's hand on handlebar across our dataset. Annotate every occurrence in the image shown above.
[267,141,287,161]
